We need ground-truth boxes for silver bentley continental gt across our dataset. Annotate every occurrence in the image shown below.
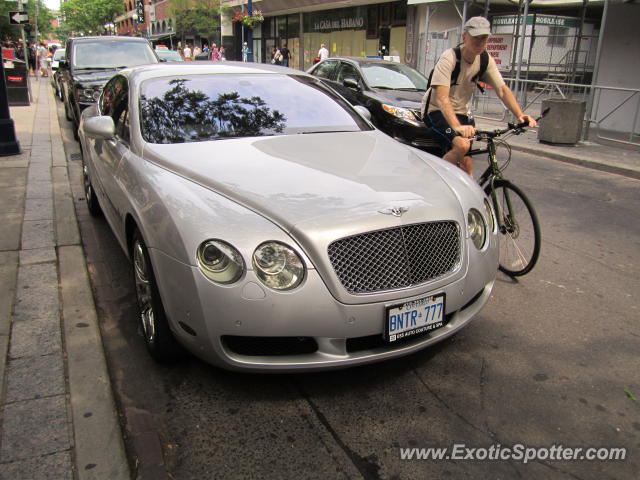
[79,62,498,372]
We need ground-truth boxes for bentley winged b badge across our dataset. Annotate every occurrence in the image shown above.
[378,206,409,217]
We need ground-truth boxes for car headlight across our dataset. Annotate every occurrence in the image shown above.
[252,241,305,290]
[79,87,101,102]
[381,104,420,123]
[484,198,496,233]
[467,208,487,250]
[197,240,244,284]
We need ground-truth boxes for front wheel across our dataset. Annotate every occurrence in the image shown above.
[485,179,541,277]
[81,155,102,217]
[132,229,183,363]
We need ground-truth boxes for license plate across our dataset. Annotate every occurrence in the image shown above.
[385,294,446,342]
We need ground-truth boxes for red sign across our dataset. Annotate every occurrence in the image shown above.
[7,76,24,82]
[2,47,14,60]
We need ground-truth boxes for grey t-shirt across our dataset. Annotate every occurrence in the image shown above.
[422,48,505,116]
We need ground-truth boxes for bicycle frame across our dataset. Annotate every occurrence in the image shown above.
[470,138,511,237]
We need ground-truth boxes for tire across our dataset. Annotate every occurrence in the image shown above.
[484,179,541,277]
[64,94,73,121]
[81,154,102,217]
[131,229,183,363]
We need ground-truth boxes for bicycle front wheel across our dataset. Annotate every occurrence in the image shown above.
[485,179,541,277]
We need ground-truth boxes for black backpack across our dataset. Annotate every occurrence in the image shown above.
[424,47,489,113]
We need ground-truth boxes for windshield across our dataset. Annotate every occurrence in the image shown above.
[139,74,371,144]
[361,63,428,90]
[73,41,157,69]
[157,50,183,62]
[53,49,65,61]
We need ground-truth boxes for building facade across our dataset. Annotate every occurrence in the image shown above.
[222,0,409,70]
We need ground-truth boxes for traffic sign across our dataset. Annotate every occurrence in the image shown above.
[8,11,29,25]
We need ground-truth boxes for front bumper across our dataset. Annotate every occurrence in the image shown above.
[148,244,497,372]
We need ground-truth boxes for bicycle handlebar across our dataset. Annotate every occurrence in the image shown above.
[473,108,549,141]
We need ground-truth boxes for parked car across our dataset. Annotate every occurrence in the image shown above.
[49,48,65,99]
[79,62,498,372]
[59,36,159,139]
[156,49,184,62]
[307,57,440,152]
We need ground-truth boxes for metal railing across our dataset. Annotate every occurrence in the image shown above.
[473,78,640,147]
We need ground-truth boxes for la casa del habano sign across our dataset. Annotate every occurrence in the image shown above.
[312,16,365,32]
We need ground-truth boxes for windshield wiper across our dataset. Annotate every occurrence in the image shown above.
[370,85,395,90]
[301,130,357,134]
[75,66,118,71]
[395,87,423,92]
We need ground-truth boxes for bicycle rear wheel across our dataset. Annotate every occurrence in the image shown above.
[485,179,541,277]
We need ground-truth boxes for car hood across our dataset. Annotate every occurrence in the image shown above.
[72,69,119,85]
[369,88,425,109]
[143,131,462,235]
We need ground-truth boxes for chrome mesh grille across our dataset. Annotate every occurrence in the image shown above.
[327,221,461,294]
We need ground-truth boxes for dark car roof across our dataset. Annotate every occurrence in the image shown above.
[68,36,151,43]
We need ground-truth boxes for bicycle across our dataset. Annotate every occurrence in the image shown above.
[468,120,542,277]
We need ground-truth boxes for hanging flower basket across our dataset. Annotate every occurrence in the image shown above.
[231,10,264,28]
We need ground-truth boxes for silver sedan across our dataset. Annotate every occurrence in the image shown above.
[79,62,498,372]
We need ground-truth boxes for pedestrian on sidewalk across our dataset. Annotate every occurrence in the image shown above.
[183,43,192,61]
[318,43,329,61]
[37,42,49,77]
[242,42,249,62]
[421,16,537,177]
[280,44,291,67]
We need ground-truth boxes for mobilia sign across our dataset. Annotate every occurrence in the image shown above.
[493,14,578,28]
[305,7,367,32]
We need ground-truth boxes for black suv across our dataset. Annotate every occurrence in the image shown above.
[59,36,158,138]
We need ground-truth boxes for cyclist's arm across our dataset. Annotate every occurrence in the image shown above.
[495,84,538,127]
[433,85,476,137]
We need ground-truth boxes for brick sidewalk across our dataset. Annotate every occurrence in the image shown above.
[0,77,129,479]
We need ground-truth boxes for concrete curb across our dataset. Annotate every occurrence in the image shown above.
[506,142,640,180]
[474,118,640,180]
[59,246,130,480]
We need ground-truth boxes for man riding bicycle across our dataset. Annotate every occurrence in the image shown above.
[421,16,537,177]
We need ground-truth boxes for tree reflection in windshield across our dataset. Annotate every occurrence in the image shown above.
[140,79,286,144]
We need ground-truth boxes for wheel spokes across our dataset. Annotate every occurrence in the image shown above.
[133,241,155,343]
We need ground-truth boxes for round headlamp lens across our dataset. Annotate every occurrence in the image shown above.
[196,240,244,284]
[252,242,305,290]
[468,208,487,250]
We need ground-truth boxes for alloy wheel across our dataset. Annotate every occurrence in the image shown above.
[133,240,156,344]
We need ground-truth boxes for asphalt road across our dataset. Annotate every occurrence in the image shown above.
[58,99,640,480]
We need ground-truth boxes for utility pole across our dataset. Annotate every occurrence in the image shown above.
[35,1,39,44]
[247,0,253,62]
[19,0,29,70]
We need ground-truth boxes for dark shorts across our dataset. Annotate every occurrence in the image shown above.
[423,110,475,152]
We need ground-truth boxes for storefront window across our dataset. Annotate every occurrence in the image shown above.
[295,2,407,70]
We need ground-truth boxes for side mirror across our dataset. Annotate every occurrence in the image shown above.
[353,105,372,122]
[83,116,116,140]
[343,77,360,91]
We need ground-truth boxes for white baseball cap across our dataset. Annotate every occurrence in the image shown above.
[464,16,491,36]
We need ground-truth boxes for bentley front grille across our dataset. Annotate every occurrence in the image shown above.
[327,221,461,294]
